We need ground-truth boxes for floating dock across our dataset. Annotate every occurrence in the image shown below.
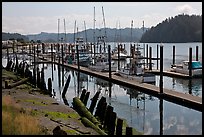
[35,55,202,112]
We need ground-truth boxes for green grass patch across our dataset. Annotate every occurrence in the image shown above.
[65,129,79,135]
[43,110,80,120]
[23,99,48,106]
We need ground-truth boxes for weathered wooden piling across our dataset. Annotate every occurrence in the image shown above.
[40,68,46,90]
[6,48,9,65]
[146,44,149,68]
[126,127,133,135]
[149,46,152,70]
[189,47,192,77]
[103,105,114,129]
[188,79,192,94]
[72,97,100,126]
[157,44,159,70]
[94,96,107,124]
[116,118,123,135]
[37,67,41,88]
[159,99,163,135]
[32,68,36,87]
[89,91,100,114]
[108,111,117,135]
[80,89,87,102]
[6,78,29,89]
[48,78,52,96]
[196,46,199,61]
[76,44,80,70]
[173,45,175,65]
[83,91,90,107]
[62,74,71,98]
[61,43,64,65]
[160,45,163,94]
[5,80,9,89]
[99,44,102,54]
[118,44,120,70]
[108,45,111,79]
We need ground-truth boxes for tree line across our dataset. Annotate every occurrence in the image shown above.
[140,14,202,43]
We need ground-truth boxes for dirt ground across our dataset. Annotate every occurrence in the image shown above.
[2,68,100,135]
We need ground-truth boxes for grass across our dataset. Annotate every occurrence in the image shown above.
[43,110,80,120]
[2,95,43,135]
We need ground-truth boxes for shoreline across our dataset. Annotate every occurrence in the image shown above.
[2,68,100,135]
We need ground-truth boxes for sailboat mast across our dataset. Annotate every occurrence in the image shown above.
[131,20,133,44]
[102,6,107,43]
[84,21,88,45]
[64,19,66,43]
[58,19,60,43]
[93,6,96,57]
[73,20,77,43]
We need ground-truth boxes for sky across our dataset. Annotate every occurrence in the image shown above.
[2,2,202,35]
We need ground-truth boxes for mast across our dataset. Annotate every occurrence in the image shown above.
[84,21,88,45]
[119,21,122,44]
[58,19,60,43]
[102,6,107,44]
[73,20,77,43]
[64,19,66,43]
[93,6,96,57]
[131,20,133,44]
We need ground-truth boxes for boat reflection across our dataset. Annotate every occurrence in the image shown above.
[172,77,202,97]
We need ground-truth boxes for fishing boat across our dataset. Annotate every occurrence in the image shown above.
[66,37,91,67]
[116,58,156,83]
[89,53,117,72]
[170,60,202,77]
[111,45,128,60]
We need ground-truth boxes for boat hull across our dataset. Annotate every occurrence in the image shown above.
[117,70,156,83]
[172,68,202,77]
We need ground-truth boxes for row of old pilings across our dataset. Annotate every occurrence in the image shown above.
[4,58,53,97]
[72,89,135,135]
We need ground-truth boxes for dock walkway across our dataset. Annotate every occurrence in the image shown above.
[32,55,202,112]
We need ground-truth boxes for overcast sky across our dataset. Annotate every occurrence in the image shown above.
[2,2,202,35]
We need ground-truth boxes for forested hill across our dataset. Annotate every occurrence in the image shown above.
[2,32,29,41]
[140,14,202,43]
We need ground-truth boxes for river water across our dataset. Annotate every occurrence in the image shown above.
[2,42,202,135]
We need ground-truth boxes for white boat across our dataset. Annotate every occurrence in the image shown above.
[89,53,117,72]
[170,60,202,77]
[111,46,128,60]
[66,37,91,67]
[116,58,156,83]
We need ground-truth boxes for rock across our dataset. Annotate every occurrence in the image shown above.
[53,126,67,135]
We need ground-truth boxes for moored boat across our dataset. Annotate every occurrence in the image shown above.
[116,58,156,83]
[170,60,202,77]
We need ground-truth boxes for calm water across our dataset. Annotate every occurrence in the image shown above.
[2,42,202,135]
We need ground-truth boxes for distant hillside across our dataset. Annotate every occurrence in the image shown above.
[2,32,29,42]
[26,27,148,43]
[140,14,202,43]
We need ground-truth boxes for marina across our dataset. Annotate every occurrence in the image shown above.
[2,42,202,135]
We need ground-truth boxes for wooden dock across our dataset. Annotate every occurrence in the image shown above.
[29,54,202,112]
[54,60,202,112]
[145,69,202,78]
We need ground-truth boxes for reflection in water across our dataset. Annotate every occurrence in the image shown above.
[172,77,202,97]
[1,56,202,135]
